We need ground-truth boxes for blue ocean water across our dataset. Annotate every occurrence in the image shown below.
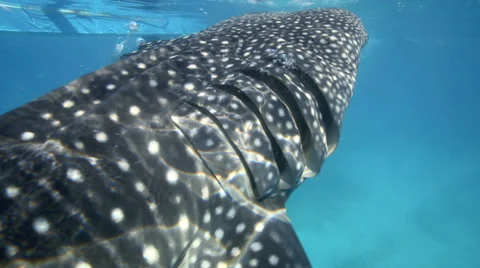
[0,0,479,267]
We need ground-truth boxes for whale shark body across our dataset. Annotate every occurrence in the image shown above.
[0,8,368,268]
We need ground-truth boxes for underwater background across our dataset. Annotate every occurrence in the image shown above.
[0,0,479,267]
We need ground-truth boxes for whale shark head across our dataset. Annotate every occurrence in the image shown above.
[0,8,367,268]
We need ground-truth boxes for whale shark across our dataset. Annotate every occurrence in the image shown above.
[0,8,368,267]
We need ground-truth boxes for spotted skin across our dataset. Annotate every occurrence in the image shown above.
[0,8,368,268]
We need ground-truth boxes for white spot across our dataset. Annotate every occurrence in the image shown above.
[269,254,279,265]
[80,88,90,94]
[143,245,160,264]
[147,140,160,154]
[226,208,236,220]
[33,217,50,234]
[190,255,198,264]
[149,80,158,87]
[204,232,211,240]
[201,260,211,268]
[158,98,168,106]
[109,113,119,122]
[253,138,262,147]
[166,169,179,184]
[266,113,273,122]
[251,242,263,252]
[75,262,92,268]
[74,110,85,117]
[95,132,108,143]
[111,208,124,223]
[206,139,214,147]
[67,168,83,183]
[106,84,116,90]
[20,132,35,141]
[192,238,201,248]
[62,100,75,108]
[214,228,224,240]
[184,83,195,91]
[217,262,228,268]
[137,63,147,69]
[236,222,246,233]
[296,162,303,171]
[41,113,52,120]
[129,106,141,116]
[5,245,18,257]
[278,108,285,117]
[117,159,130,172]
[135,181,145,192]
[187,64,198,69]
[231,247,241,257]
[201,186,209,199]
[249,259,259,267]
[74,141,84,150]
[254,222,265,232]
[5,186,20,198]
[52,120,61,127]
[121,70,129,75]
[178,215,189,231]
[215,206,223,215]
[293,135,301,144]
[203,212,211,223]
[219,190,227,198]
[285,121,293,130]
